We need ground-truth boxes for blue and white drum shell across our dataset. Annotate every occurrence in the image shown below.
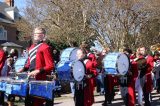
[56,60,74,81]
[56,60,85,82]
[14,57,28,72]
[103,52,129,75]
[5,80,28,97]
[60,47,80,61]
[29,81,55,100]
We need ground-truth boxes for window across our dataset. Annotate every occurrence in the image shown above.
[0,27,7,40]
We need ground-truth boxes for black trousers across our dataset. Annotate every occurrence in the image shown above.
[103,76,115,105]
[74,83,84,106]
[46,99,54,106]
[143,84,151,106]
[0,92,4,105]
[156,78,160,92]
[25,91,54,106]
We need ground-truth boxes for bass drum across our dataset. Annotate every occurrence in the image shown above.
[56,60,85,82]
[103,52,129,75]
[60,47,80,61]
[14,57,28,72]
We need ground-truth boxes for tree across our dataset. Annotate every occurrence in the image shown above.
[16,0,160,50]
[16,0,97,47]
[88,0,160,51]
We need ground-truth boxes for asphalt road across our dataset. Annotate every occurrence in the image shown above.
[54,90,160,106]
[13,90,160,106]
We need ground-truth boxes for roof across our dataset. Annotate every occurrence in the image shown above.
[1,42,23,48]
[0,1,17,23]
[0,2,12,19]
[5,6,18,12]
[0,17,13,24]
[0,2,8,11]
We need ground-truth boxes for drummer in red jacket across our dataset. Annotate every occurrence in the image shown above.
[75,48,98,106]
[18,27,54,106]
[119,48,138,106]
[80,42,98,89]
[0,48,6,75]
[138,47,154,106]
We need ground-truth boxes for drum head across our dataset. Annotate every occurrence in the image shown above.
[70,48,80,61]
[72,61,85,82]
[117,53,129,75]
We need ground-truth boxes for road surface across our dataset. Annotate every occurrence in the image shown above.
[54,90,160,106]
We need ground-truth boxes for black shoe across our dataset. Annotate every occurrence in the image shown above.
[108,101,112,105]
[100,92,104,95]
[102,102,107,106]
[58,94,61,97]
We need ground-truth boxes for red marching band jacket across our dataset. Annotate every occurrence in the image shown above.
[24,42,54,80]
[0,49,6,76]
[145,55,154,92]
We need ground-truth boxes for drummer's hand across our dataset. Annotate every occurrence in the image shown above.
[17,68,24,73]
[128,71,132,75]
[28,70,40,78]
[85,74,92,79]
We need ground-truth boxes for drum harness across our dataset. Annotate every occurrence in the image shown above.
[28,43,42,72]
[74,58,88,90]
[119,55,131,87]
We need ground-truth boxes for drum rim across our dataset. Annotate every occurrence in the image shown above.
[29,80,54,84]
[60,47,80,61]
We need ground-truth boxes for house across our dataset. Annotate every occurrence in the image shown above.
[0,0,25,54]
[0,0,22,44]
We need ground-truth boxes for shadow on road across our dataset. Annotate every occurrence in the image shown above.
[94,91,160,106]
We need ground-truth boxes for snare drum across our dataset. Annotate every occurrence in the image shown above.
[0,81,6,91]
[103,52,129,75]
[56,60,85,82]
[5,80,28,97]
[60,47,80,61]
[0,77,11,91]
[29,81,55,100]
